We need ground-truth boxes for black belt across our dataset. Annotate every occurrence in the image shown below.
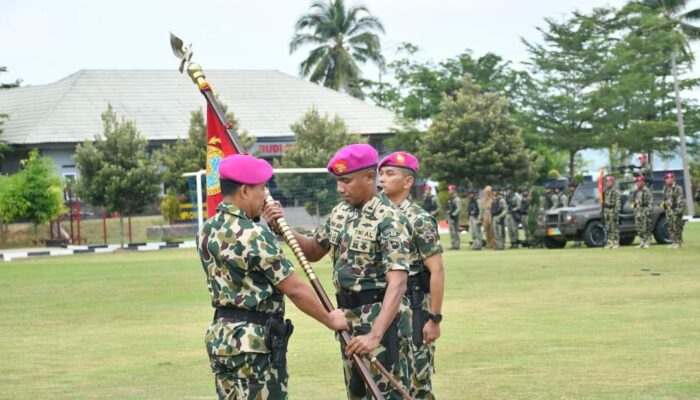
[336,289,385,309]
[604,205,616,209]
[214,307,282,325]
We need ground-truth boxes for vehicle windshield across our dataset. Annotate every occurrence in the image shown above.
[571,183,599,206]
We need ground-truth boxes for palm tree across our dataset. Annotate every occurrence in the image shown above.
[290,0,385,99]
[631,0,699,216]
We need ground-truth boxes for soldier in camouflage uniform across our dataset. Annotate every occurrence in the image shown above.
[491,186,508,250]
[631,175,653,249]
[662,172,685,248]
[542,183,554,210]
[264,144,414,400]
[378,152,445,400]
[466,188,483,250]
[422,184,440,218]
[504,184,522,249]
[198,154,348,400]
[602,175,621,249]
[447,184,461,249]
[551,185,562,209]
[519,188,531,246]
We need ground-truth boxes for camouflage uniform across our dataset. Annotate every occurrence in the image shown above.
[397,197,443,400]
[505,192,522,248]
[467,196,482,250]
[602,187,621,247]
[519,193,531,245]
[315,194,414,400]
[422,194,440,218]
[632,186,653,247]
[550,191,561,209]
[198,202,294,400]
[447,194,461,249]
[559,192,569,209]
[491,194,508,250]
[663,183,685,247]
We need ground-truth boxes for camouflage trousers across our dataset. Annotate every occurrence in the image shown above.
[634,209,652,244]
[209,353,288,400]
[505,213,519,246]
[448,218,460,249]
[468,216,482,249]
[667,211,684,244]
[492,217,506,249]
[341,299,414,400]
[603,209,619,242]
[410,293,436,400]
[521,214,531,244]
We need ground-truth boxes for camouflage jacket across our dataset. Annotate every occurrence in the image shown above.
[603,188,621,213]
[492,196,508,220]
[506,192,522,214]
[198,202,295,356]
[397,196,443,276]
[422,194,440,215]
[663,184,685,214]
[314,194,411,294]
[632,186,653,212]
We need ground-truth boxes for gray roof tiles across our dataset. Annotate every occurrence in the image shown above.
[0,69,397,145]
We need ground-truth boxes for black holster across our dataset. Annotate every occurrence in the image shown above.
[266,317,294,369]
[408,269,431,347]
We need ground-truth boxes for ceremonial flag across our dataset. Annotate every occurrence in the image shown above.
[205,104,239,217]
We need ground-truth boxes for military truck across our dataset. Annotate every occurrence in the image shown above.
[534,181,671,249]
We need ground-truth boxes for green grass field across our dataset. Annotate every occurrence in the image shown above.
[1,224,699,399]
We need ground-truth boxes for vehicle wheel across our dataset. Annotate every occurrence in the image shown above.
[619,236,635,246]
[583,220,607,248]
[544,237,567,249]
[653,215,672,244]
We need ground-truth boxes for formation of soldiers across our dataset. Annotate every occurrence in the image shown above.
[447,184,534,251]
[198,145,445,400]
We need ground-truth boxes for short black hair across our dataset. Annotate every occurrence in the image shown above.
[220,179,242,196]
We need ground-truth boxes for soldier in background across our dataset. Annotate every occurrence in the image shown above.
[447,184,461,250]
[520,187,531,246]
[504,184,522,249]
[198,154,348,399]
[631,175,653,249]
[566,182,583,247]
[543,183,554,210]
[662,172,685,249]
[491,186,508,250]
[467,188,483,250]
[422,184,440,218]
[602,175,621,249]
[551,185,563,209]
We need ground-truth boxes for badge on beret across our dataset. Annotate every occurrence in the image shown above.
[333,160,348,175]
[396,153,406,165]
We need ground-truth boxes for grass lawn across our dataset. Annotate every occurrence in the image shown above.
[0,224,699,399]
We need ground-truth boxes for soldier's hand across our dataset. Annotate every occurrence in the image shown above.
[263,201,284,232]
[326,309,349,332]
[345,332,381,357]
[423,320,441,344]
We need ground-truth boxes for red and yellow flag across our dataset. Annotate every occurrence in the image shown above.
[205,104,239,218]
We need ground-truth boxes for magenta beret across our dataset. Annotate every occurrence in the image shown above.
[327,144,378,176]
[218,154,273,185]
[378,151,419,172]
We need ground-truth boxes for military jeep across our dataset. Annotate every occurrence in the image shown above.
[534,181,671,249]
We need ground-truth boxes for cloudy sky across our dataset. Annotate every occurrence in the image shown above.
[2,0,643,85]
[2,0,697,170]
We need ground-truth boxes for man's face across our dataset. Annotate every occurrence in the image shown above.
[665,176,674,186]
[636,180,644,190]
[449,187,456,195]
[336,169,375,206]
[379,166,412,198]
[424,186,431,196]
[606,179,614,189]
[243,183,268,217]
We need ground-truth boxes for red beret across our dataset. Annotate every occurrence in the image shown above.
[448,184,457,190]
[327,144,378,176]
[378,151,419,172]
[664,172,674,180]
[218,154,273,185]
[635,175,645,183]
